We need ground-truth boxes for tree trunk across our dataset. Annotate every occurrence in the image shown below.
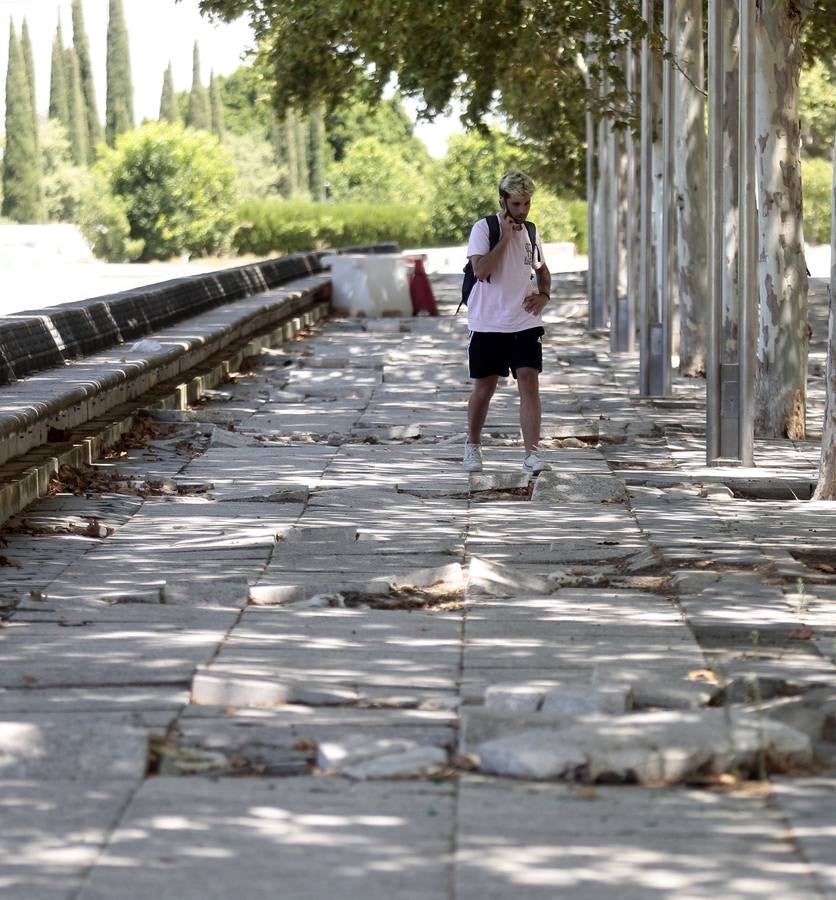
[673,0,708,376]
[812,132,836,500]
[753,1,810,438]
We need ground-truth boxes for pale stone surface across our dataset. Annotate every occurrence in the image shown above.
[163,577,250,608]
[317,733,421,769]
[0,779,138,900]
[191,671,360,707]
[0,715,149,780]
[343,746,448,780]
[484,684,544,715]
[467,557,552,597]
[76,778,454,900]
[530,471,628,503]
[478,709,812,784]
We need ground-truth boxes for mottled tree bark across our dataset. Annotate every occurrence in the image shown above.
[812,133,836,500]
[674,0,708,376]
[753,0,810,438]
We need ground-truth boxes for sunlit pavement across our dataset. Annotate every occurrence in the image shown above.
[1,271,835,898]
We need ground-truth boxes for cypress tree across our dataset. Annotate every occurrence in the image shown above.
[2,23,42,221]
[72,0,102,158]
[295,112,309,196]
[270,115,291,198]
[49,19,70,128]
[209,71,225,140]
[65,48,89,166]
[20,19,39,150]
[308,104,327,202]
[284,108,299,197]
[185,42,210,131]
[159,62,178,122]
[105,0,134,145]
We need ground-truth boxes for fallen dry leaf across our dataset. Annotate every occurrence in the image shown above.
[292,740,317,753]
[789,625,815,640]
[688,668,720,684]
[29,590,48,602]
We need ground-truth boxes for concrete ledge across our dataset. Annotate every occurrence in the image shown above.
[0,242,398,385]
[0,286,331,525]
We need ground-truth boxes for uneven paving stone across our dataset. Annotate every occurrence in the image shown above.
[476,708,812,784]
[455,778,822,899]
[771,777,836,896]
[75,778,454,900]
[0,779,139,900]
[531,470,628,503]
[0,714,149,780]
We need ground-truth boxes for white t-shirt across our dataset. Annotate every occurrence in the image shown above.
[465,213,546,333]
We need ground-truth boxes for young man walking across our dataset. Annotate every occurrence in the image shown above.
[462,171,551,475]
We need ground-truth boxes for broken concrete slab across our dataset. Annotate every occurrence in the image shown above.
[477,708,812,784]
[467,557,552,598]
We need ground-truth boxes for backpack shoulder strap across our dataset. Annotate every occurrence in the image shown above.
[523,220,540,263]
[486,214,501,250]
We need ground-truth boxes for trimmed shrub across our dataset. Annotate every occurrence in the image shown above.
[803,155,833,246]
[233,200,433,255]
[89,121,235,260]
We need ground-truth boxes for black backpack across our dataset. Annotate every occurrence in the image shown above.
[458,215,538,314]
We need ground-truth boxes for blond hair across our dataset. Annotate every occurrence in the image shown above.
[499,171,535,199]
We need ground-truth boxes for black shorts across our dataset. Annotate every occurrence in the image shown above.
[468,327,544,379]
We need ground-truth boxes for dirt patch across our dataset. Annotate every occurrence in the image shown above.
[342,583,465,611]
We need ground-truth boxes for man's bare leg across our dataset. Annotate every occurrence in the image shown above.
[468,376,499,443]
[516,367,542,453]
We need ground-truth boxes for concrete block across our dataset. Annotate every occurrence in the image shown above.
[163,577,250,608]
[467,557,552,598]
[316,733,419,770]
[342,746,448,780]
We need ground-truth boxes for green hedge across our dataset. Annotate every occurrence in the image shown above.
[803,156,833,246]
[233,201,433,255]
[233,197,589,256]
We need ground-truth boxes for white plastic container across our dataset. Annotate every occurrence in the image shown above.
[323,254,412,317]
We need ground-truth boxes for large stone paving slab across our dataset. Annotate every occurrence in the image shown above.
[455,778,822,899]
[0,779,139,900]
[76,778,454,900]
[0,621,224,688]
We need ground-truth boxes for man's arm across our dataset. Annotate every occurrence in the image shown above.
[522,261,552,317]
[471,213,514,280]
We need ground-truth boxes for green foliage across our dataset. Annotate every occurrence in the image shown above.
[2,25,42,222]
[65,49,89,166]
[105,0,134,145]
[529,192,588,254]
[800,59,836,160]
[72,0,102,157]
[224,131,284,200]
[802,155,834,246]
[429,129,534,244]
[89,121,236,260]
[186,43,211,131]
[78,169,144,261]
[40,118,92,223]
[218,64,274,139]
[326,135,431,205]
[209,72,225,139]
[327,96,418,162]
[20,20,39,149]
[49,21,70,126]
[160,63,178,123]
[233,200,432,255]
[308,104,328,202]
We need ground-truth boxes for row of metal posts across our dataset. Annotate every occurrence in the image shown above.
[587,0,756,466]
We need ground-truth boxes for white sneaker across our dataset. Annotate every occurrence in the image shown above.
[463,441,483,473]
[522,451,550,475]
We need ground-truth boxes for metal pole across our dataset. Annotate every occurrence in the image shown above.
[706,0,723,462]
[638,0,654,394]
[625,40,638,353]
[608,81,620,351]
[738,0,755,465]
[659,0,675,395]
[597,75,611,331]
[585,45,598,330]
